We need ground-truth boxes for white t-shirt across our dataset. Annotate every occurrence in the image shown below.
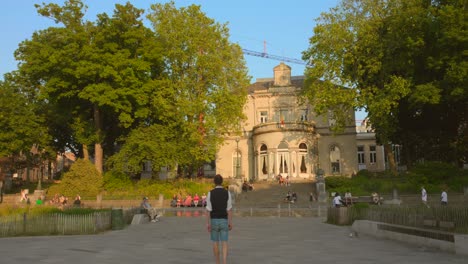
[421,188,427,202]
[333,196,342,206]
[441,191,448,203]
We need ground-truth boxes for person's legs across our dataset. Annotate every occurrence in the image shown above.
[221,241,228,264]
[212,242,220,264]
[211,219,221,264]
[218,219,229,264]
[211,218,229,263]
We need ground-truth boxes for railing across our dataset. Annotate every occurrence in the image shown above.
[0,211,112,237]
[328,205,468,233]
[252,122,315,135]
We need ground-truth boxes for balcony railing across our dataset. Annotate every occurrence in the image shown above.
[252,121,315,135]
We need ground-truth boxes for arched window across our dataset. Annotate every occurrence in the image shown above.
[278,142,289,174]
[260,144,268,175]
[299,143,307,173]
[299,143,307,153]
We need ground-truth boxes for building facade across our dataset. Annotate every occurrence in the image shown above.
[215,63,386,181]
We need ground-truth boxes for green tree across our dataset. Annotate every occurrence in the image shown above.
[108,2,249,175]
[0,74,51,181]
[47,158,103,197]
[302,0,467,169]
[15,0,164,173]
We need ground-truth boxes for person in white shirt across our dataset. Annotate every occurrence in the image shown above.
[421,187,428,207]
[344,190,353,206]
[441,190,448,206]
[333,193,343,208]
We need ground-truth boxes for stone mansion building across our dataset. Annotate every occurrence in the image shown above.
[215,63,393,181]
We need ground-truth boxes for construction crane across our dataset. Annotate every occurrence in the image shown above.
[242,49,307,65]
[242,40,306,65]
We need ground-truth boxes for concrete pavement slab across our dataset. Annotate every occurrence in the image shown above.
[0,216,466,263]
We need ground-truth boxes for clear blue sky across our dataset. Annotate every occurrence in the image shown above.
[1,1,367,120]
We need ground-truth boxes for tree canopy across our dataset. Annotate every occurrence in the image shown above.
[2,0,249,178]
[302,0,467,167]
[14,0,164,173]
[108,2,250,174]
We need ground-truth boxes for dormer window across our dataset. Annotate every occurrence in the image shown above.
[273,62,291,86]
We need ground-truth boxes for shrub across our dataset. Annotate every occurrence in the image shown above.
[47,159,103,197]
[103,170,134,192]
[356,169,372,178]
[325,176,351,189]
[408,162,459,184]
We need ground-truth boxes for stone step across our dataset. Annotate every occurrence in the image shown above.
[235,181,316,208]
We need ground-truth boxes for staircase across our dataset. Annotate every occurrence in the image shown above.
[234,180,316,208]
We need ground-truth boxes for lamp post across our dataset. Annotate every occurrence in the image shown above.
[235,137,240,179]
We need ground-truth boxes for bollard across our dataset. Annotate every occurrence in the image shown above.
[111,208,125,230]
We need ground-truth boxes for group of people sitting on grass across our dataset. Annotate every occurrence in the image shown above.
[170,193,207,207]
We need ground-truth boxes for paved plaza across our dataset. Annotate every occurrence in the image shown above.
[0,216,466,263]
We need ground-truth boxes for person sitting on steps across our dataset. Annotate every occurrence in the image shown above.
[291,192,297,203]
[242,180,249,192]
[285,190,292,202]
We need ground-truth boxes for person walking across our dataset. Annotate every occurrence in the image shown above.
[206,174,232,264]
[441,189,448,206]
[421,186,429,207]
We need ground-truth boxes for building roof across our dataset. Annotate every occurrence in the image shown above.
[248,76,304,94]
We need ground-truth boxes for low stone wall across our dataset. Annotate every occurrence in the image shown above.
[352,220,468,256]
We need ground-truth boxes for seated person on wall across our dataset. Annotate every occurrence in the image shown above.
[184,194,193,207]
[193,194,200,207]
[201,193,207,207]
[344,190,353,206]
[170,195,178,207]
[371,192,381,205]
[176,195,182,207]
[141,197,161,222]
[73,195,81,207]
[333,193,344,208]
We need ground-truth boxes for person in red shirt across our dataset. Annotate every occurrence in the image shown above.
[193,193,200,207]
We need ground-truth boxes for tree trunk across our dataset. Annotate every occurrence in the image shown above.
[82,144,89,161]
[93,104,103,174]
[384,143,397,175]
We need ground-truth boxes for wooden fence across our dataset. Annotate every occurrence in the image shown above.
[328,205,468,233]
[0,211,112,237]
